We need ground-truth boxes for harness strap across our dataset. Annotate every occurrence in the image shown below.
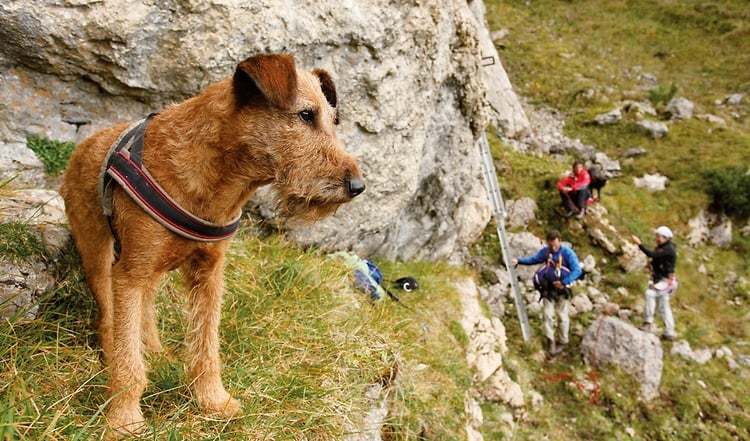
[98,114,241,244]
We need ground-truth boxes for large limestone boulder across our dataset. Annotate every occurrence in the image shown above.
[581,316,663,401]
[0,0,530,261]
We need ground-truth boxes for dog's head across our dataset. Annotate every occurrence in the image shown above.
[231,54,365,221]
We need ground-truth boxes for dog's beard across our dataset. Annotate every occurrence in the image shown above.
[272,180,349,223]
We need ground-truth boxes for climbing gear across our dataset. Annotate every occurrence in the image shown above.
[334,252,417,303]
[98,114,242,251]
[655,225,673,239]
[533,251,573,301]
[393,277,419,292]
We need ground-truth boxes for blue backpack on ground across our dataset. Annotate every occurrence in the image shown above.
[353,259,385,301]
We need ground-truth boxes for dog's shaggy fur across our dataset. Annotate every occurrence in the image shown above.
[60,54,364,435]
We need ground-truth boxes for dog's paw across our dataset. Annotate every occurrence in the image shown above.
[201,394,242,418]
[106,407,148,438]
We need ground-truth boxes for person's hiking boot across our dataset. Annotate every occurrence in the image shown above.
[639,322,653,332]
[575,209,585,219]
[550,342,567,356]
[661,333,677,341]
[546,337,557,355]
[564,209,575,218]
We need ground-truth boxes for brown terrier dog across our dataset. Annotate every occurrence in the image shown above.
[60,54,364,435]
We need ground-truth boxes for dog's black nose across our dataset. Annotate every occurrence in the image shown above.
[346,177,366,197]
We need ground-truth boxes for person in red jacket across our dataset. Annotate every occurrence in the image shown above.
[557,161,591,218]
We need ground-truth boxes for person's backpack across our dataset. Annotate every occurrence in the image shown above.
[353,258,385,301]
[334,251,418,301]
[532,251,573,300]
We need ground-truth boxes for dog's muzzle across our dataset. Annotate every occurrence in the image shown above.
[346,177,366,198]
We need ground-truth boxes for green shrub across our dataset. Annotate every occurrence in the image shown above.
[648,83,678,106]
[26,135,76,175]
[703,167,750,218]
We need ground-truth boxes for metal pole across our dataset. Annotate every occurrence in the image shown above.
[477,133,532,342]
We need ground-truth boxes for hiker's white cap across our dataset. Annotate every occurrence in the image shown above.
[655,226,673,239]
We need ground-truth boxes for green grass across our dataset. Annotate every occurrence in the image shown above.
[26,136,77,176]
[0,230,474,439]
[0,223,48,263]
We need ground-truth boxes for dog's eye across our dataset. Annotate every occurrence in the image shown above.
[299,109,315,125]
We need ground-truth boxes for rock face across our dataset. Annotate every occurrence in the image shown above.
[455,277,524,411]
[581,316,663,401]
[0,189,70,320]
[0,0,530,262]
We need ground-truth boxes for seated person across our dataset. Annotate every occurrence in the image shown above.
[557,161,591,218]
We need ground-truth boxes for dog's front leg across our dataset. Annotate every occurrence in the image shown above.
[106,264,162,435]
[183,248,242,417]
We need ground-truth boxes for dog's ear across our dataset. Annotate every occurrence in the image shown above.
[313,69,339,125]
[233,54,298,110]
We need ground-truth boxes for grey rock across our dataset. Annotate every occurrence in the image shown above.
[581,316,663,401]
[741,221,750,237]
[469,0,530,138]
[505,197,537,230]
[0,259,55,320]
[664,97,694,120]
[695,113,727,129]
[725,93,744,106]
[633,173,668,192]
[636,120,669,138]
[688,210,732,248]
[570,294,593,316]
[593,108,622,125]
[622,100,657,118]
[622,147,647,158]
[0,0,531,262]
[670,340,712,365]
[508,232,545,281]
[593,151,621,178]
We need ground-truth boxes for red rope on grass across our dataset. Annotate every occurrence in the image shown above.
[545,313,606,404]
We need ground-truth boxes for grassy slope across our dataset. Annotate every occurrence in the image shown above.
[482,0,750,440]
[0,229,476,439]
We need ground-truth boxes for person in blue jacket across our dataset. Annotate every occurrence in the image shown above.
[512,230,582,356]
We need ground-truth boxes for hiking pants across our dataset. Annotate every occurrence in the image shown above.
[543,297,570,344]
[644,279,678,337]
[560,186,590,212]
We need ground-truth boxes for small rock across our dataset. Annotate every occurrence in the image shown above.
[725,93,744,106]
[530,390,544,411]
[664,97,694,120]
[709,218,732,248]
[640,73,658,85]
[622,146,647,157]
[636,120,669,139]
[622,100,657,118]
[594,108,622,125]
[491,29,510,41]
[505,197,538,230]
[695,113,727,129]
[741,221,750,237]
[571,294,593,315]
[633,173,668,192]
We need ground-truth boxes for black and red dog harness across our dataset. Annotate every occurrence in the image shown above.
[98,114,242,246]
